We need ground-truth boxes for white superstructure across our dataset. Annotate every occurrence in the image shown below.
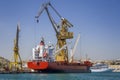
[32,38,54,61]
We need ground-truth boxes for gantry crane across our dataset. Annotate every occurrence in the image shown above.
[9,24,22,71]
[35,2,73,62]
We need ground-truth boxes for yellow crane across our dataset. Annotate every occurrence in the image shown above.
[35,2,73,62]
[9,24,22,71]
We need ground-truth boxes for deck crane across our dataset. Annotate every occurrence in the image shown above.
[35,2,73,62]
[10,24,22,71]
[69,34,80,63]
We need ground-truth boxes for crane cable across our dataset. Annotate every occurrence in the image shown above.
[34,23,37,47]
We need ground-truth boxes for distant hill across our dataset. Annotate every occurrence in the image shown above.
[0,56,10,70]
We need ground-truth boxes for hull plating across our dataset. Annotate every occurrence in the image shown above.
[27,61,48,70]
[35,62,91,73]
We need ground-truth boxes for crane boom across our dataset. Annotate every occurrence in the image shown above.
[45,7,58,33]
[54,42,71,56]
[35,2,60,34]
[49,3,62,18]
[35,2,50,19]
[69,34,80,62]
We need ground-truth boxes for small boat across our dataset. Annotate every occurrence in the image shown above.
[90,63,113,72]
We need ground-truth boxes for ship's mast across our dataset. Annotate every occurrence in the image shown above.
[35,2,73,62]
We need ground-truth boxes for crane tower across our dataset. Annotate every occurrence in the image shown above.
[35,2,73,62]
[10,24,22,71]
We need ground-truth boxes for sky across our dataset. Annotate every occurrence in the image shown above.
[0,0,120,61]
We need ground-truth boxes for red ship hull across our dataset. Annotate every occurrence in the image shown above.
[43,62,91,73]
[27,61,48,70]
[27,61,91,73]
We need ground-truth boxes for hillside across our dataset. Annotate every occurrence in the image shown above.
[0,56,10,71]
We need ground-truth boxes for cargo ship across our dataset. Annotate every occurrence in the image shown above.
[27,2,92,73]
[27,37,92,73]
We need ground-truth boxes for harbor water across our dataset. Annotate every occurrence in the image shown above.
[0,72,120,80]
